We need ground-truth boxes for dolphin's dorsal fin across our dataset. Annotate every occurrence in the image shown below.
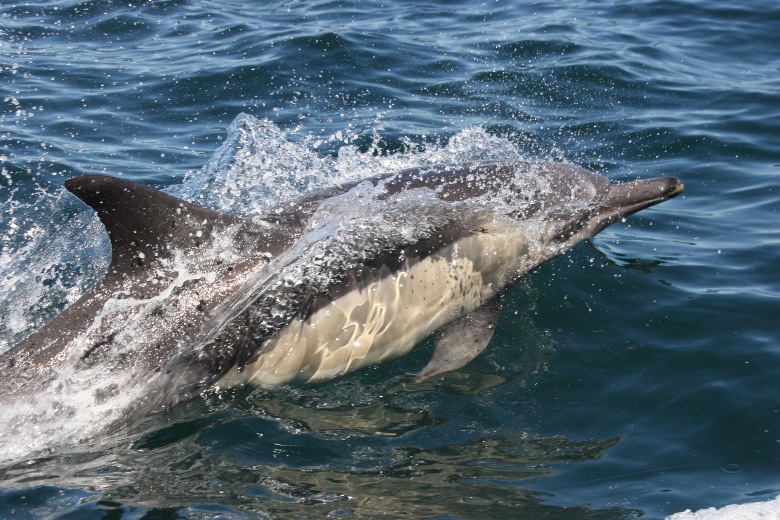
[64,175,253,274]
[413,294,504,383]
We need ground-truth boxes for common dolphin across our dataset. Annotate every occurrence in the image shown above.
[0,162,682,458]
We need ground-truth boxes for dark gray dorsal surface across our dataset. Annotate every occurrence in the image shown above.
[64,175,256,276]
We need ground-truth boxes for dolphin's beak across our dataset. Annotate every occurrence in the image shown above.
[591,177,685,233]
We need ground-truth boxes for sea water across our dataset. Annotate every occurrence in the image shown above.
[1,1,779,518]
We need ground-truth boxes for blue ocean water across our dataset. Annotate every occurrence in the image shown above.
[1,0,779,518]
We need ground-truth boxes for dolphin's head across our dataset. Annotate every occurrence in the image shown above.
[373,161,683,251]
[591,176,685,232]
[540,172,684,248]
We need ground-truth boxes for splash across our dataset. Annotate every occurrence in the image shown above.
[0,115,530,354]
[0,188,109,353]
[173,113,532,215]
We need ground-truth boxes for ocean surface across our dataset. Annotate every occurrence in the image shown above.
[1,0,779,518]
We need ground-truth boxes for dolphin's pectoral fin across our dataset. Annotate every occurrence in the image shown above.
[413,294,504,383]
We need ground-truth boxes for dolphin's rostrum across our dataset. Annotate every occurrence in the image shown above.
[0,162,683,458]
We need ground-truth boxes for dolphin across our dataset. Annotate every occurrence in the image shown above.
[0,162,682,457]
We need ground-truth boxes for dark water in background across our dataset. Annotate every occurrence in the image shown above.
[1,0,779,518]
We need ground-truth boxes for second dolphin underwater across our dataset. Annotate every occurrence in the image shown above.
[0,162,682,454]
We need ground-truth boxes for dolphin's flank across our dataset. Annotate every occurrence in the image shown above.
[0,161,683,459]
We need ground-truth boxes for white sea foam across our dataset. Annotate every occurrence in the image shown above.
[667,495,780,520]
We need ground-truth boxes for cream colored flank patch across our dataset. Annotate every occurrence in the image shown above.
[219,222,530,387]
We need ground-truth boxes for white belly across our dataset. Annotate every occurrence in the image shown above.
[219,222,530,387]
